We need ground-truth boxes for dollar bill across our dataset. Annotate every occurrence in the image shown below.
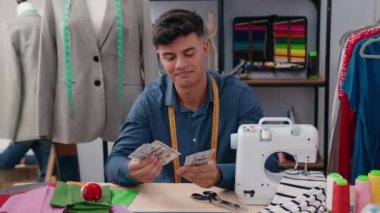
[184,149,214,166]
[128,140,180,166]
[128,143,152,159]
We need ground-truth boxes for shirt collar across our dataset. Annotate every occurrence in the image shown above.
[164,72,215,113]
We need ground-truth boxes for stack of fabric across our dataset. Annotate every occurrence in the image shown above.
[260,170,327,213]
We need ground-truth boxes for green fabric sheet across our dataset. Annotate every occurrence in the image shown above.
[50,181,139,213]
[50,181,111,213]
[111,188,138,207]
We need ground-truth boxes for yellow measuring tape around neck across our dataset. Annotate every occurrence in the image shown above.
[168,76,220,183]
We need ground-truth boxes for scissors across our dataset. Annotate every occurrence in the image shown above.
[191,191,249,212]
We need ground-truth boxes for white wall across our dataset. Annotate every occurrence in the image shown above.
[0,0,376,181]
[329,0,373,107]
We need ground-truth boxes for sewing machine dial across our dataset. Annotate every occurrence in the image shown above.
[242,125,256,133]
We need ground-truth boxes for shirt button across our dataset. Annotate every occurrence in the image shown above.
[93,56,99,62]
[94,80,101,87]
[193,138,197,143]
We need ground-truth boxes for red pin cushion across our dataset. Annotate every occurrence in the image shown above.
[81,182,103,202]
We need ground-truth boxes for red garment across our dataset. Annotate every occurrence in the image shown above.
[338,95,356,180]
[337,26,380,179]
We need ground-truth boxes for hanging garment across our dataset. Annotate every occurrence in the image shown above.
[336,26,380,180]
[327,110,340,173]
[37,0,159,143]
[0,11,41,142]
[342,35,380,182]
[330,26,380,179]
[328,36,347,173]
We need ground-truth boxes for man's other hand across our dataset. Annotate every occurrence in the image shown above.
[129,156,163,183]
[177,160,221,188]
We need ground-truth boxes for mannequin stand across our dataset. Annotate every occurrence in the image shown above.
[102,140,108,181]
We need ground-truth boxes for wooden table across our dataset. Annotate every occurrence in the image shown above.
[121,183,265,212]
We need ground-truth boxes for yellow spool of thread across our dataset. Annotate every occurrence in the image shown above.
[369,170,380,204]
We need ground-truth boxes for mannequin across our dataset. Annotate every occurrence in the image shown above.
[0,0,41,141]
[206,10,218,71]
[85,0,107,37]
[37,0,159,144]
[0,0,51,182]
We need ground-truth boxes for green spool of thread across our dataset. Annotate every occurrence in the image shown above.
[369,170,380,203]
[307,50,318,79]
[309,50,317,57]
[357,175,369,182]
[329,172,341,179]
[370,170,380,176]
[336,178,348,186]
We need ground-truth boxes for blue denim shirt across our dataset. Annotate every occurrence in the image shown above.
[106,71,263,189]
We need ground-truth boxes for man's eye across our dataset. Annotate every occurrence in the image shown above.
[185,50,195,57]
[163,56,175,61]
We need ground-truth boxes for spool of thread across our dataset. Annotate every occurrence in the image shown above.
[360,203,380,213]
[277,152,286,164]
[369,170,380,204]
[332,178,350,213]
[355,175,372,213]
[326,172,342,212]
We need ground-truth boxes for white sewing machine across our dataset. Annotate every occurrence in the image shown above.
[231,117,318,205]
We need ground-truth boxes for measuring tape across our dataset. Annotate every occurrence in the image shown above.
[168,76,220,183]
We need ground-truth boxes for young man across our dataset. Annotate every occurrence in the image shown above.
[106,9,263,189]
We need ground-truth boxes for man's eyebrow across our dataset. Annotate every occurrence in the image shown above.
[161,46,196,56]
[183,47,195,53]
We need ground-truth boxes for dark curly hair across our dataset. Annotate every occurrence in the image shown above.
[152,9,204,48]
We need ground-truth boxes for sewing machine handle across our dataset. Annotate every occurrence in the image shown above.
[258,117,293,126]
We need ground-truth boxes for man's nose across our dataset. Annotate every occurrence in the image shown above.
[175,55,187,69]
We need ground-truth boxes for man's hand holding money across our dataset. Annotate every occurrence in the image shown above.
[128,140,180,183]
[177,149,220,188]
[128,156,163,183]
[177,160,221,188]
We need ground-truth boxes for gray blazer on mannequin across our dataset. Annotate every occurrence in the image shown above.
[0,13,41,142]
[38,0,159,143]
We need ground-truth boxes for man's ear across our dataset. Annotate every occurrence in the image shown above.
[203,40,210,54]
